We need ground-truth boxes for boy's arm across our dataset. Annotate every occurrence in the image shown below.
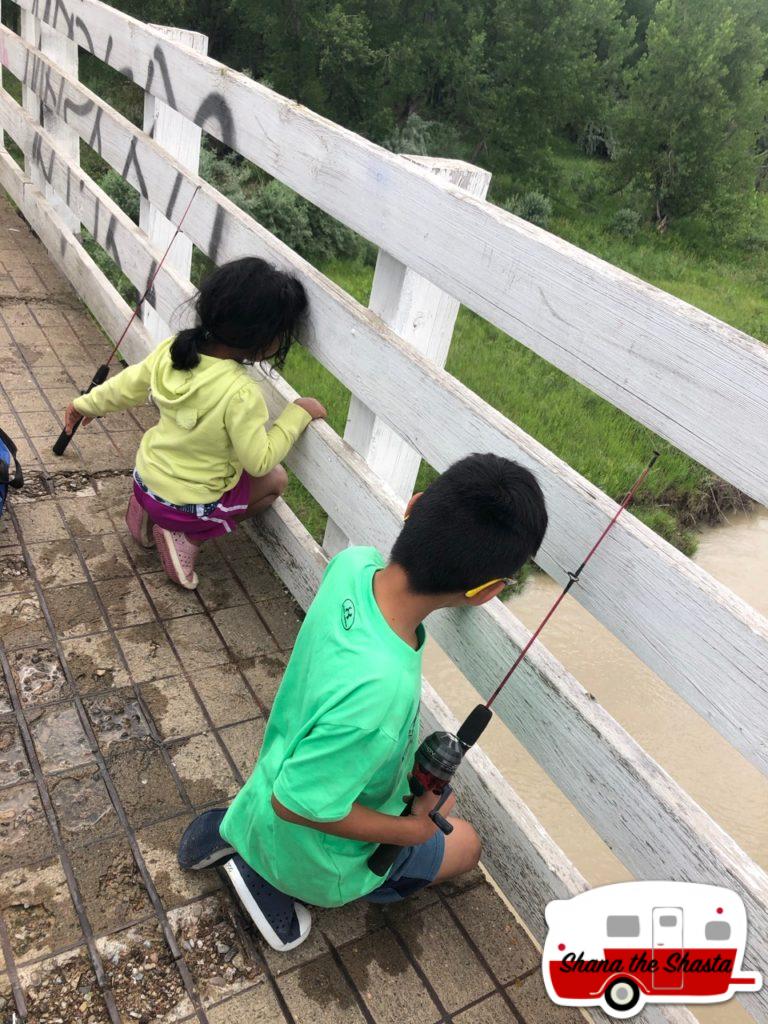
[271,721,433,845]
[272,794,438,847]
[225,383,312,478]
[72,356,153,419]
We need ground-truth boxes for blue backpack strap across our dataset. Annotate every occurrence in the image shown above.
[0,426,23,489]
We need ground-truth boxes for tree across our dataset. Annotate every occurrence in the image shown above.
[230,0,630,170]
[622,0,659,57]
[615,0,766,221]
[471,0,631,171]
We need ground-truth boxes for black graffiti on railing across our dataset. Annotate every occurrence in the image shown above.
[30,131,55,184]
[19,0,245,278]
[74,16,94,58]
[193,92,235,149]
[151,46,177,111]
[121,137,149,202]
[30,0,75,40]
[41,61,58,112]
[164,171,184,221]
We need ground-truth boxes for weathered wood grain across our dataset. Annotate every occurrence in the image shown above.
[10,0,768,507]
[324,156,491,556]
[0,145,147,359]
[139,24,206,343]
[2,31,764,781]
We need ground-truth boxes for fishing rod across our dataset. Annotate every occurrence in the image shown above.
[52,185,201,456]
[368,450,660,875]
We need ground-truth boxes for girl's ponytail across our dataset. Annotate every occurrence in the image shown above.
[170,326,204,371]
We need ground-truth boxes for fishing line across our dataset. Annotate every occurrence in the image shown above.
[52,184,201,456]
[484,448,661,710]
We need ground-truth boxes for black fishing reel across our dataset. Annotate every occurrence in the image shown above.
[367,704,492,876]
[408,730,464,836]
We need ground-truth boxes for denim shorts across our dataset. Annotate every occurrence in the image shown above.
[362,829,445,904]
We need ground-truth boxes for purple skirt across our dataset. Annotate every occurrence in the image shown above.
[133,471,252,542]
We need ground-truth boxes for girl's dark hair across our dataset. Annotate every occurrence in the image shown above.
[170,257,308,371]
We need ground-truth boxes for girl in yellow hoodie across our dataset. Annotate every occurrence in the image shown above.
[64,258,325,590]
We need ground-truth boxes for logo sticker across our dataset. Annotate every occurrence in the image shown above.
[341,598,355,630]
[543,881,761,1017]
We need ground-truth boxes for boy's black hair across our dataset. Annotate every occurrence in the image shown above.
[171,257,308,371]
[390,453,547,595]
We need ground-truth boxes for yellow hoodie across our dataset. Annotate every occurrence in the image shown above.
[73,338,312,505]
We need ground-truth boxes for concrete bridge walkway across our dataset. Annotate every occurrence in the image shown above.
[0,194,578,1024]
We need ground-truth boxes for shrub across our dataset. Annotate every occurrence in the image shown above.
[200,142,369,267]
[633,507,696,557]
[382,113,467,161]
[610,207,641,238]
[502,191,553,229]
[250,181,313,256]
[382,113,437,156]
[569,168,600,203]
[98,169,140,223]
[578,122,617,160]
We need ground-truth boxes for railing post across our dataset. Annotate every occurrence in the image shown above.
[19,9,80,233]
[323,157,491,555]
[140,25,208,343]
[19,10,40,169]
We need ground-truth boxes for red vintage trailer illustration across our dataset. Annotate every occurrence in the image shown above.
[543,881,762,1017]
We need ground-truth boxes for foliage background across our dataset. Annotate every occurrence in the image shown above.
[3,0,764,547]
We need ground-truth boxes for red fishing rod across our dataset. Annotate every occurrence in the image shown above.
[52,185,201,456]
[368,450,660,875]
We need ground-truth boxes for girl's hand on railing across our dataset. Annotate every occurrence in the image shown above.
[294,397,327,421]
[64,402,91,434]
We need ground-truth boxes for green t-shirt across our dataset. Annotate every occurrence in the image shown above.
[220,546,425,907]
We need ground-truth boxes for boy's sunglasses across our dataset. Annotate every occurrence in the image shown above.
[464,578,512,598]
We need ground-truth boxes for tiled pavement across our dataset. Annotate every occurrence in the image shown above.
[0,196,581,1023]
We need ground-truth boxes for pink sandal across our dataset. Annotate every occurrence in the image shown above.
[153,525,199,590]
[126,494,154,549]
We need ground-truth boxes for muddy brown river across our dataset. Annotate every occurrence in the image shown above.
[425,508,768,1024]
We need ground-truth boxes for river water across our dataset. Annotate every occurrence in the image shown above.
[425,508,768,1024]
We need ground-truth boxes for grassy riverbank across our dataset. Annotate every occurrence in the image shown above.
[283,153,766,550]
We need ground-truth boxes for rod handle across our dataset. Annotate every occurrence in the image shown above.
[367,841,401,877]
[52,416,81,456]
[52,363,110,457]
[457,704,493,748]
[367,796,414,877]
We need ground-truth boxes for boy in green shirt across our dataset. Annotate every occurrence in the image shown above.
[179,453,547,950]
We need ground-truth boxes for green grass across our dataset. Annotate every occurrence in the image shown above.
[282,151,765,549]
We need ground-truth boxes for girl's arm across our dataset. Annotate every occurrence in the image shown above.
[70,356,154,421]
[225,382,324,478]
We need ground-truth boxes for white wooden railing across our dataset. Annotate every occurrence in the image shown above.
[0,4,766,1022]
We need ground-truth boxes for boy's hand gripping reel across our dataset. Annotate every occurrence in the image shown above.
[367,705,492,877]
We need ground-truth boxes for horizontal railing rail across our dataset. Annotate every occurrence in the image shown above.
[0,9,765,1019]
[8,0,768,509]
[1,43,765,787]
